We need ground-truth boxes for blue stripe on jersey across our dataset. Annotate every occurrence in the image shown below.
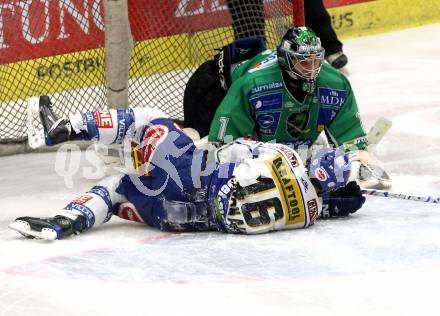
[64,203,96,229]
[114,109,135,144]
[83,112,99,140]
[89,186,112,211]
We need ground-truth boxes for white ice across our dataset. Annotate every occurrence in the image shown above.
[1,24,440,316]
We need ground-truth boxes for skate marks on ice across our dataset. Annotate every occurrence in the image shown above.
[4,192,440,284]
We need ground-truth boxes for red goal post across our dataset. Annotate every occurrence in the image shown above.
[293,0,305,26]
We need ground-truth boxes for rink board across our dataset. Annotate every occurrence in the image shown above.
[328,0,440,38]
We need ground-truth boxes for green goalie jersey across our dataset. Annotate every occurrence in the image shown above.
[208,49,368,150]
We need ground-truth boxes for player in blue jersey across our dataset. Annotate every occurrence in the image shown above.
[9,96,365,240]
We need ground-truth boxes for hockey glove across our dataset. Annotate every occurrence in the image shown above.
[321,181,366,218]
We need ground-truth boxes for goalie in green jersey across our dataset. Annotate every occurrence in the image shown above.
[209,26,365,149]
[205,26,391,189]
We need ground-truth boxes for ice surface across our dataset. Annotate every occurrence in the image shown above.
[1,24,440,316]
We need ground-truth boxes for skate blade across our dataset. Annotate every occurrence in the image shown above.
[27,97,46,149]
[27,129,46,149]
[28,96,40,113]
[9,220,58,240]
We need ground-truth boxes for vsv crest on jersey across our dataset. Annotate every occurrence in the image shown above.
[286,111,310,138]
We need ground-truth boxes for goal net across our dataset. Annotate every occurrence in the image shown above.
[0,0,304,153]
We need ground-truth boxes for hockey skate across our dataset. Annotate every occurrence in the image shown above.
[27,95,74,148]
[9,215,87,240]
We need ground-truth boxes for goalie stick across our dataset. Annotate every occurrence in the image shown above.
[362,188,440,204]
[366,117,393,145]
[317,116,393,148]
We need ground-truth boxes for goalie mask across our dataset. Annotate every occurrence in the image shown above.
[211,144,321,234]
[277,27,325,92]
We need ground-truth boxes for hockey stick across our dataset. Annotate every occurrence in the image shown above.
[362,188,440,204]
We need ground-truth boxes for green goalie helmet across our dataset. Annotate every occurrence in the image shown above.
[277,26,325,82]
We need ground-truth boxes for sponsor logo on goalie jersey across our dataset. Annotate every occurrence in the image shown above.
[256,112,281,136]
[250,93,282,112]
[250,82,283,95]
[318,88,347,109]
[248,51,277,73]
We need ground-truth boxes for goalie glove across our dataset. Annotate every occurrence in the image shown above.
[348,150,392,189]
[321,181,366,218]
